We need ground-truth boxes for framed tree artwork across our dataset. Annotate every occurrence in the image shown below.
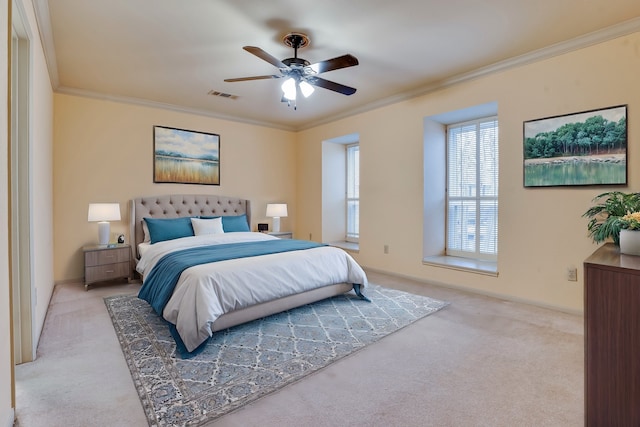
[153,125,220,185]
[523,105,627,187]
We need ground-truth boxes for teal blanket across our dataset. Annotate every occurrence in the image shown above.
[138,239,325,315]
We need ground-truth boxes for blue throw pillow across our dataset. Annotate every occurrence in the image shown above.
[222,215,250,232]
[144,217,195,244]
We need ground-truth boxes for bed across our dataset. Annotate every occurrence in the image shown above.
[130,194,368,355]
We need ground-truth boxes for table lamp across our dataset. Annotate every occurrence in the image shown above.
[88,203,121,245]
[266,203,288,233]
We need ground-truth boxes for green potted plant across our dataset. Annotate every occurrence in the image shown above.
[583,191,640,245]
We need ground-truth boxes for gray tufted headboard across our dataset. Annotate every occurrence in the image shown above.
[130,194,251,259]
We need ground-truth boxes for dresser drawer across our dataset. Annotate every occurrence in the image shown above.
[85,247,129,267]
[85,261,130,284]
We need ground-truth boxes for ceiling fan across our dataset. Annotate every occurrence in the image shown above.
[224,32,359,109]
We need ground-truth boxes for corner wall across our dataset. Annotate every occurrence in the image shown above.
[296,32,640,313]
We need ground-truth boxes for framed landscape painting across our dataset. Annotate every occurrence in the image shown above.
[523,105,627,187]
[153,126,220,185]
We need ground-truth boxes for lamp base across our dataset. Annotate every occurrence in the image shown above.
[272,217,281,233]
[97,221,110,245]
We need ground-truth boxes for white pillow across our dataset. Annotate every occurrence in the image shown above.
[142,220,151,242]
[191,217,224,236]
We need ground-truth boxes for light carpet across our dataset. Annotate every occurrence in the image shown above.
[104,284,448,426]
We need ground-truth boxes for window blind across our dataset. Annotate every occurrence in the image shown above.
[447,118,498,259]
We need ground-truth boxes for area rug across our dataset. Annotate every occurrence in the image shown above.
[104,284,448,426]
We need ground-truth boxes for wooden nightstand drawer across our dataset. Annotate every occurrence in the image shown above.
[85,246,129,267]
[83,244,131,290]
[85,261,130,284]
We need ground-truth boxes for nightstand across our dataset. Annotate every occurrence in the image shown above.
[268,231,293,239]
[83,244,131,290]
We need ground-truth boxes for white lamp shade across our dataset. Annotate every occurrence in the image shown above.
[266,204,288,218]
[299,80,315,98]
[281,78,297,101]
[266,203,287,233]
[88,203,121,245]
[88,203,121,222]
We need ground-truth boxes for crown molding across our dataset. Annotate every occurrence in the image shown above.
[32,0,59,88]
[55,86,297,132]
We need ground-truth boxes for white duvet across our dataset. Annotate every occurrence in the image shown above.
[136,232,368,352]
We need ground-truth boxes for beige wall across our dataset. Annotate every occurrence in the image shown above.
[53,95,297,281]
[297,32,640,313]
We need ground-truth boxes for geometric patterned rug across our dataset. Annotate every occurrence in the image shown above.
[104,284,448,426]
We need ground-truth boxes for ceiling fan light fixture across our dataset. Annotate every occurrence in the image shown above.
[281,77,297,100]
[299,80,315,98]
[226,32,359,108]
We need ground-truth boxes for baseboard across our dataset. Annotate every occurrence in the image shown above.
[53,277,83,286]
[363,266,583,316]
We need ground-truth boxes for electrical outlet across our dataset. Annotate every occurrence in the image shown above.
[567,267,578,281]
[384,244,389,254]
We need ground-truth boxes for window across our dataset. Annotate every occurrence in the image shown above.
[346,143,359,242]
[447,117,498,260]
[322,133,359,247]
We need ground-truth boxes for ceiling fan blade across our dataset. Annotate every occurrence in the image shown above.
[307,54,359,74]
[224,75,281,82]
[306,76,357,96]
[243,46,287,69]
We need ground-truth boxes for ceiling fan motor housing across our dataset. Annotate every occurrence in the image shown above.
[282,57,312,78]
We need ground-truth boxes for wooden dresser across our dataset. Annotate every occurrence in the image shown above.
[83,244,131,290]
[584,243,640,425]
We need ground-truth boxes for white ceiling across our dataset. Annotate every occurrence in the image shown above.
[33,0,640,131]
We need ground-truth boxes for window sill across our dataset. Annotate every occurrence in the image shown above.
[328,241,359,253]
[423,255,498,276]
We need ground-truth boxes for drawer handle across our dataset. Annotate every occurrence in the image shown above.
[105,270,114,273]
[105,255,115,258]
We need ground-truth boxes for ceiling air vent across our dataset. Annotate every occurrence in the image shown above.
[208,90,238,100]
